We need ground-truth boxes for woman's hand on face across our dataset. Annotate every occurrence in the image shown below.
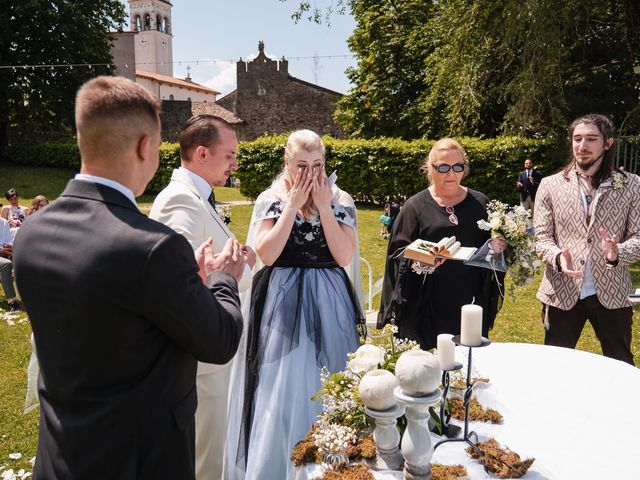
[490,236,508,254]
[311,171,332,212]
[284,167,313,211]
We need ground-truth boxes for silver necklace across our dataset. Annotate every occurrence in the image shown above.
[445,206,458,225]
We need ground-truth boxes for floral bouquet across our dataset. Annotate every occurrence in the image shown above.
[475,200,542,298]
[218,205,231,224]
[311,324,418,432]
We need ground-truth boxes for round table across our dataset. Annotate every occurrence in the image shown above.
[294,343,640,479]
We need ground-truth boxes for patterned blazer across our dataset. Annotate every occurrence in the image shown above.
[534,169,640,310]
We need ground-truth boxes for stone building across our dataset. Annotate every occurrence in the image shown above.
[136,69,219,102]
[216,42,344,141]
[128,0,173,77]
[110,0,242,140]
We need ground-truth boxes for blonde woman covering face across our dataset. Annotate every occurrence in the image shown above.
[224,130,364,480]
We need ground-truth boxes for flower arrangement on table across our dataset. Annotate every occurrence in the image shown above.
[291,324,418,477]
[477,200,542,299]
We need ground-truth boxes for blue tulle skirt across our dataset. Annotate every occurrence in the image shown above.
[224,266,360,479]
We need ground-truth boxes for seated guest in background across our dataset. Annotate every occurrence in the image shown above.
[26,195,50,216]
[378,138,506,350]
[224,129,364,479]
[13,75,244,480]
[0,217,21,311]
[1,188,27,229]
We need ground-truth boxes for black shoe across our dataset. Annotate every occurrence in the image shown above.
[8,301,22,312]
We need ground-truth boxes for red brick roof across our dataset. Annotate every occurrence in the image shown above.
[136,69,220,95]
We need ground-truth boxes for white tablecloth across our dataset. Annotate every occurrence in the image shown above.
[293,343,640,479]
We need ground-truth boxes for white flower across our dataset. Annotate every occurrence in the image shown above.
[353,344,385,364]
[7,454,21,461]
[611,172,626,190]
[489,215,502,229]
[1,469,16,480]
[477,219,491,231]
[347,358,378,375]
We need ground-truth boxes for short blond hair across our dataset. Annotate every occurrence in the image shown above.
[75,76,160,162]
[420,138,469,184]
[284,129,325,164]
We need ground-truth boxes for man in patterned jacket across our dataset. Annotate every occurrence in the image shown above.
[534,113,640,365]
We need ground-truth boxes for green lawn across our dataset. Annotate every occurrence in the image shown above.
[1,163,639,471]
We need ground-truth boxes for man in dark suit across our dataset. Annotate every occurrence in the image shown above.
[13,76,245,480]
[516,158,542,211]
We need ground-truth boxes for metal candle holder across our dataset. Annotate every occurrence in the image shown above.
[438,361,463,439]
[433,336,490,455]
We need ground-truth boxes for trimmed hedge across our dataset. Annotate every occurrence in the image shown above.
[7,136,566,203]
[235,135,566,204]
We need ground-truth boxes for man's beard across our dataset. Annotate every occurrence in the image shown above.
[575,151,605,172]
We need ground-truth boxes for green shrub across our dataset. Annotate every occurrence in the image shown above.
[146,142,181,193]
[7,142,81,169]
[7,136,566,202]
[236,135,565,204]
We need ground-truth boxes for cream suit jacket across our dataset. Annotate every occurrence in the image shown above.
[149,168,252,375]
[534,170,640,310]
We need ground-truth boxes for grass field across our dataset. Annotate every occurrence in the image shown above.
[1,162,638,473]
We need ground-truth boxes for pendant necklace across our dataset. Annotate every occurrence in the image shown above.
[445,206,459,225]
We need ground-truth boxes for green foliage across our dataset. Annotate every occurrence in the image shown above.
[235,134,565,204]
[0,0,127,158]
[146,143,182,193]
[7,143,81,169]
[333,0,640,139]
[6,135,565,203]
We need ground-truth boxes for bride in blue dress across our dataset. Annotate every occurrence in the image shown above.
[224,130,364,479]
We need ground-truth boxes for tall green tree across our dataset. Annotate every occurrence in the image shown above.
[292,0,639,139]
[0,0,126,160]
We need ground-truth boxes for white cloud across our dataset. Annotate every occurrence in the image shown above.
[202,62,237,97]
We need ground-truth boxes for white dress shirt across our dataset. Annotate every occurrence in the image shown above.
[75,174,137,208]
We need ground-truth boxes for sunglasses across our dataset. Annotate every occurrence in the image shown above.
[433,163,465,174]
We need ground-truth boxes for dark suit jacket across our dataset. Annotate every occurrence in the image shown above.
[517,168,542,202]
[13,180,243,480]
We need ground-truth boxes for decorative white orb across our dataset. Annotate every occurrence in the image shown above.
[358,369,398,411]
[395,350,442,396]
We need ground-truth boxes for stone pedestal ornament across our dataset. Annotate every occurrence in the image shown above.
[394,350,442,396]
[394,387,441,480]
[359,369,398,411]
[364,403,406,471]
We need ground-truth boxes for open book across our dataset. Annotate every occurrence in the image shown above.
[403,236,477,265]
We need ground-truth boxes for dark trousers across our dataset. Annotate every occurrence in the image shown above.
[543,295,634,365]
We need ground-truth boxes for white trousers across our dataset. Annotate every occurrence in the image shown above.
[195,364,232,480]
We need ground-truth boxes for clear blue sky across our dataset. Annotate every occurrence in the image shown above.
[120,0,357,96]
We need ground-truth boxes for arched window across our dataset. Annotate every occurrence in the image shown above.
[164,17,170,35]
[169,94,174,100]
[134,15,142,31]
[144,14,151,31]
[156,15,162,32]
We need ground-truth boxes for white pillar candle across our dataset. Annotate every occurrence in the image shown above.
[437,334,455,370]
[460,304,483,346]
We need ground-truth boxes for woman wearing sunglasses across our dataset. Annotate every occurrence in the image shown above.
[378,138,507,350]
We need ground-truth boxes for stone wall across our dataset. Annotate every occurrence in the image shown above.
[160,100,191,142]
[216,43,343,141]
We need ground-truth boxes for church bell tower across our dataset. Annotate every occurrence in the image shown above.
[129,0,173,76]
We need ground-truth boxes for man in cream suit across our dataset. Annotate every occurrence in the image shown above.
[150,115,255,479]
[534,113,640,365]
